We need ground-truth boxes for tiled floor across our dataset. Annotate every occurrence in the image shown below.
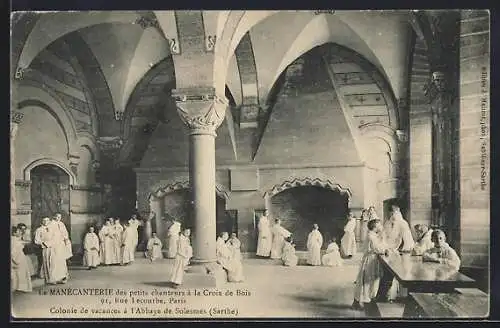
[11,253,372,319]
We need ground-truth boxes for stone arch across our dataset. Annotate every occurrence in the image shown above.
[148,181,230,202]
[16,12,144,70]
[23,158,77,185]
[15,82,80,158]
[77,132,100,162]
[263,177,352,200]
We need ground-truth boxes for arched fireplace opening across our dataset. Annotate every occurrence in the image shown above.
[269,186,349,251]
[157,189,236,240]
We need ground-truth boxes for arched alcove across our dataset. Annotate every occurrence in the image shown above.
[269,186,349,251]
[148,182,234,240]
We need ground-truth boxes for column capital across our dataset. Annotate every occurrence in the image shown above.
[172,87,228,136]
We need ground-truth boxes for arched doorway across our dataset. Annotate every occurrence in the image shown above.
[30,164,71,238]
[269,186,349,251]
[156,189,236,238]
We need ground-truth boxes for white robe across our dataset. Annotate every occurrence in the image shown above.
[341,218,357,257]
[47,221,70,280]
[167,222,181,259]
[322,242,343,267]
[306,230,323,265]
[412,229,434,256]
[423,243,461,270]
[129,219,140,250]
[216,238,244,282]
[53,220,73,260]
[83,232,100,267]
[270,224,291,259]
[169,234,192,285]
[256,215,272,257]
[281,241,298,267]
[11,236,33,292]
[146,237,163,261]
[35,225,67,284]
[112,224,123,264]
[354,231,387,303]
[99,226,115,265]
[121,226,136,264]
[228,237,242,262]
[383,211,415,252]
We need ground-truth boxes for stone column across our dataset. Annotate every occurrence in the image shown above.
[173,87,228,264]
[142,211,153,245]
[11,111,24,214]
[426,71,453,229]
[149,196,163,241]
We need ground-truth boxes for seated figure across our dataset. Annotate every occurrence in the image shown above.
[412,224,434,256]
[422,229,461,271]
[322,238,343,267]
[281,236,298,267]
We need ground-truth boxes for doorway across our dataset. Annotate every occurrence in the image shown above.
[30,164,71,239]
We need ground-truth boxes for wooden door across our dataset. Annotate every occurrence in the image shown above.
[30,165,70,238]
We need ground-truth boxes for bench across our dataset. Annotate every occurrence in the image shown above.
[404,292,489,318]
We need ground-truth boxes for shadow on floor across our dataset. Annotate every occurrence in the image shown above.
[142,281,175,288]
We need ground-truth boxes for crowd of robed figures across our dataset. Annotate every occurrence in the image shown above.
[11,214,141,293]
[352,204,462,310]
[255,209,358,267]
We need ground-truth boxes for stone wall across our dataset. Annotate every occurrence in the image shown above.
[408,36,432,229]
[458,10,490,269]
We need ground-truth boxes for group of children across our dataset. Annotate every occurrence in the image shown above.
[82,216,141,269]
[263,210,360,268]
[352,207,461,310]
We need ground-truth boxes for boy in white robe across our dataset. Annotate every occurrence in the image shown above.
[352,219,389,310]
[129,215,140,251]
[16,223,36,276]
[35,217,66,285]
[167,220,181,259]
[49,216,70,281]
[146,232,164,262]
[227,233,242,262]
[11,226,33,293]
[322,237,343,267]
[53,213,73,260]
[99,220,115,265]
[227,233,245,282]
[412,224,434,256]
[169,229,192,288]
[384,205,415,252]
[306,224,323,266]
[383,205,415,301]
[282,236,298,267]
[423,229,461,271]
[216,232,244,282]
[256,210,272,257]
[270,219,291,259]
[341,211,357,258]
[121,222,136,265]
[112,219,123,264]
[83,226,100,269]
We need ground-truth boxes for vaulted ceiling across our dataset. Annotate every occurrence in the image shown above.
[12,10,424,169]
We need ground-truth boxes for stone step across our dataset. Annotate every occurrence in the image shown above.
[376,302,405,318]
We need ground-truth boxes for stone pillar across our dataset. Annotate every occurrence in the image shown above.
[149,196,163,241]
[173,87,228,264]
[143,211,153,245]
[10,111,24,214]
[426,71,453,229]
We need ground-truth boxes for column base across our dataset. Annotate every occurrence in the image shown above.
[183,262,227,288]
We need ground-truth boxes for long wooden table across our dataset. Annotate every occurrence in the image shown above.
[378,252,477,293]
